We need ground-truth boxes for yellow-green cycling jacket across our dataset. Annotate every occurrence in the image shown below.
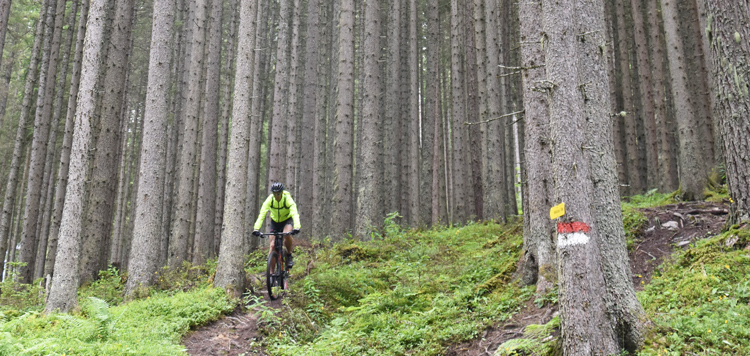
[253,190,301,230]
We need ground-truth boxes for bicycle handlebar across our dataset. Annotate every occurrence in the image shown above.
[259,232,294,238]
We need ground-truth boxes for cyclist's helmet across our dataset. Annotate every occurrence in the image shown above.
[271,182,284,193]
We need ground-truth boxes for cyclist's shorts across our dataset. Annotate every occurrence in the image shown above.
[270,218,293,233]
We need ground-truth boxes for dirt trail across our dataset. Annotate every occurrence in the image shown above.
[183,201,728,356]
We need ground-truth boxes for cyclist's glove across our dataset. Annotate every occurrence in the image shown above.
[252,230,261,237]
[291,229,300,235]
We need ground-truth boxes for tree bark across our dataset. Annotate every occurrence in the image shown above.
[46,0,110,313]
[0,0,48,278]
[0,0,11,70]
[194,0,224,265]
[463,0,481,220]
[284,0,302,196]
[662,0,706,200]
[703,0,750,225]
[171,0,207,268]
[44,0,90,279]
[268,0,292,184]
[79,0,134,285]
[408,0,420,227]
[121,0,175,298]
[331,0,355,237]
[214,0,258,298]
[354,0,382,238]
[299,0,320,236]
[519,0,555,294]
[18,0,63,283]
[645,0,678,192]
[450,0,468,223]
[483,0,508,223]
[384,0,401,220]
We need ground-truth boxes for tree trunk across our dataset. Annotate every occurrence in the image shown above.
[284,0,302,196]
[331,0,355,237]
[0,0,48,278]
[408,0,420,227]
[519,0,555,294]
[542,0,646,351]
[214,0,259,298]
[215,0,239,254]
[299,0,320,236]
[450,0,468,223]
[171,0,207,268]
[193,0,223,265]
[0,0,11,70]
[35,0,80,280]
[463,0,481,220]
[704,0,750,225]
[645,0,678,192]
[44,0,90,279]
[18,0,63,283]
[354,0,382,238]
[384,0,401,219]
[483,0,508,223]
[268,0,292,184]
[661,0,706,200]
[121,0,175,297]
[426,0,442,226]
[79,0,134,285]
[630,0,658,189]
[45,0,110,313]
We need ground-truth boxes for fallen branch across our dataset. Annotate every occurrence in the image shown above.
[464,110,525,126]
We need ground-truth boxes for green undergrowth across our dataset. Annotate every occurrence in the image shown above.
[495,316,561,356]
[638,225,750,355]
[249,217,532,355]
[0,287,234,355]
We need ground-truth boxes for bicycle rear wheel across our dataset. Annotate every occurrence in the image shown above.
[266,251,285,300]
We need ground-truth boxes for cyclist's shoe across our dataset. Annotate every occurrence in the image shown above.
[286,253,294,269]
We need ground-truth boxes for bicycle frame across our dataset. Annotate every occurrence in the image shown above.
[261,231,292,299]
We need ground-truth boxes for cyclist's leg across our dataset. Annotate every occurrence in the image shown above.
[282,221,294,266]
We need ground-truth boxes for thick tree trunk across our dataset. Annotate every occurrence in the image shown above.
[45,0,109,313]
[519,0,555,294]
[704,0,750,225]
[426,0,442,226]
[0,0,49,278]
[35,0,80,280]
[463,1,481,220]
[121,0,175,298]
[79,0,134,285]
[450,0,468,223]
[268,0,292,184]
[299,0,320,236]
[171,0,207,268]
[284,0,302,195]
[661,0,706,200]
[483,0,508,223]
[331,0,355,237]
[44,0,90,279]
[18,0,63,283]
[630,0,658,189]
[214,0,259,298]
[215,0,239,253]
[194,0,223,265]
[354,0,381,238]
[384,0,401,219]
[645,0,678,192]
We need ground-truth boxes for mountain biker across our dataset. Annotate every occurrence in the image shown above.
[252,182,300,268]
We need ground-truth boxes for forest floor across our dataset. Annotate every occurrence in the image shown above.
[183,201,729,356]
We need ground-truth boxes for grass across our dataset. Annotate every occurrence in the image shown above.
[638,225,750,355]
[0,287,234,355]
[249,218,533,356]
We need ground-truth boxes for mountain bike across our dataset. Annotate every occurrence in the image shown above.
[259,231,292,300]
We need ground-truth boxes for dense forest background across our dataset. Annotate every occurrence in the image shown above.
[0,0,749,348]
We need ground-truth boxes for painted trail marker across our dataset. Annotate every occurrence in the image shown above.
[550,203,565,220]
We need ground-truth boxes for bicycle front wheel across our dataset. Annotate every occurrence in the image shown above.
[266,251,285,300]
